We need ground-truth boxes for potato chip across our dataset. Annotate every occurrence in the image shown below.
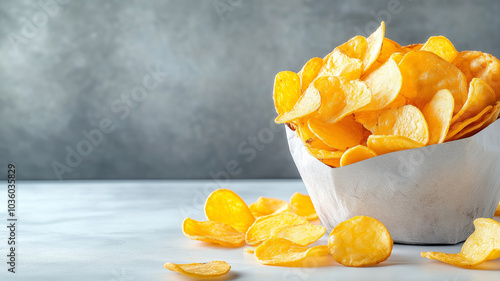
[364,38,403,74]
[453,51,500,100]
[296,120,333,150]
[354,111,379,133]
[375,105,429,145]
[299,57,323,92]
[249,197,288,218]
[245,212,309,246]
[164,261,231,277]
[205,189,255,233]
[496,202,500,216]
[398,51,468,112]
[340,145,377,166]
[317,49,363,80]
[290,192,319,220]
[336,35,368,60]
[421,36,458,62]
[390,52,404,64]
[367,134,424,155]
[321,158,341,168]
[308,116,365,151]
[362,21,385,72]
[273,71,302,116]
[306,147,344,159]
[449,102,500,140]
[328,216,393,267]
[270,224,326,246]
[451,78,496,125]
[421,218,500,267]
[422,89,455,144]
[361,57,402,111]
[446,105,493,140]
[275,83,321,124]
[182,218,244,247]
[255,238,330,265]
[402,43,423,52]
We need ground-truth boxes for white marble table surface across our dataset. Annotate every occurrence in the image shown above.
[1,180,499,281]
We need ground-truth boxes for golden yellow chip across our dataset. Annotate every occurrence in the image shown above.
[421,36,458,62]
[306,147,344,159]
[375,105,429,145]
[340,145,377,166]
[453,51,500,100]
[205,189,255,233]
[164,261,231,277]
[390,52,404,64]
[354,111,379,133]
[321,158,341,168]
[275,83,321,124]
[317,49,363,80]
[367,134,424,155]
[422,89,455,144]
[446,105,493,140]
[398,51,468,113]
[421,218,500,267]
[451,78,496,125]
[308,116,365,151]
[496,202,500,216]
[336,35,368,60]
[402,43,423,52]
[328,216,393,267]
[182,218,244,247]
[362,21,385,72]
[365,38,403,74]
[273,71,302,115]
[270,224,326,246]
[249,197,288,218]
[449,101,500,140]
[245,212,309,246]
[290,192,318,220]
[255,238,330,266]
[296,120,333,150]
[362,57,402,111]
[299,57,323,92]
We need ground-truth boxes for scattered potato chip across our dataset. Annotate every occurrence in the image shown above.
[422,89,455,144]
[273,71,302,116]
[249,197,288,218]
[164,261,231,277]
[270,224,326,246]
[421,218,500,267]
[451,78,496,125]
[375,105,429,145]
[328,216,393,267]
[362,57,402,111]
[275,83,321,124]
[255,238,330,265]
[299,57,323,92]
[205,189,255,233]
[367,134,424,155]
[362,21,385,72]
[317,49,363,80]
[182,218,245,247]
[453,51,500,100]
[446,105,493,140]
[290,192,319,220]
[308,116,365,151]
[340,145,377,166]
[421,36,458,62]
[245,212,309,246]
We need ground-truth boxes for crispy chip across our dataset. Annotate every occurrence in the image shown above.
[421,218,500,267]
[321,158,341,168]
[299,57,323,92]
[402,43,423,52]
[164,261,231,277]
[362,21,385,72]
[245,212,309,246]
[496,202,500,216]
[328,216,393,267]
[317,49,363,80]
[270,224,326,246]
[308,116,365,151]
[249,197,288,218]
[296,120,333,150]
[273,71,302,115]
[398,51,468,112]
[275,83,321,124]
[453,51,500,100]
[354,111,379,133]
[362,57,402,111]
[365,38,403,74]
[306,147,344,159]
[340,145,377,166]
[421,36,458,62]
[375,105,429,145]
[255,238,330,266]
[336,35,368,60]
[367,134,424,155]
[422,89,455,144]
[290,192,318,220]
[449,102,500,140]
[182,218,244,247]
[205,189,255,233]
[446,105,493,140]
[451,78,496,125]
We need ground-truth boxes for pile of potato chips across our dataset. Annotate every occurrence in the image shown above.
[274,21,500,167]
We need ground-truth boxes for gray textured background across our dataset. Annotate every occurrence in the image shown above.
[1,0,499,180]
